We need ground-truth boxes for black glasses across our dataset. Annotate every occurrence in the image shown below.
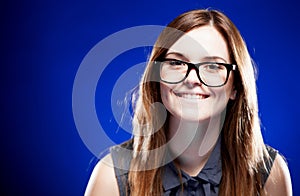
[157,58,237,87]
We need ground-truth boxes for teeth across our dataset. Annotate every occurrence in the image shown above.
[177,93,207,99]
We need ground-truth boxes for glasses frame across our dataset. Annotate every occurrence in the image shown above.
[157,58,237,87]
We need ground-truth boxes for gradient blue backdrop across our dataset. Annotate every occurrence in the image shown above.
[1,0,299,195]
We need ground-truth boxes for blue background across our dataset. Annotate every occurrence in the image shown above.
[1,0,299,195]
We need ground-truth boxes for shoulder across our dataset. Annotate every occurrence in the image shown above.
[264,152,293,196]
[84,154,119,196]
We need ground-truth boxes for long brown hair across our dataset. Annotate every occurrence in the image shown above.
[128,9,269,195]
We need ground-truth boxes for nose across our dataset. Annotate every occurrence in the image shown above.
[184,69,202,86]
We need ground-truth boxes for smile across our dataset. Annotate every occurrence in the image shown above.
[174,92,209,99]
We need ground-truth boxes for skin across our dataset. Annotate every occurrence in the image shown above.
[265,155,293,195]
[84,25,292,195]
[85,154,119,196]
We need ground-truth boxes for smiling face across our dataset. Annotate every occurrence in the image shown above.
[160,25,236,122]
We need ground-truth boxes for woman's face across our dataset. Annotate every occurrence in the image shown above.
[160,25,236,122]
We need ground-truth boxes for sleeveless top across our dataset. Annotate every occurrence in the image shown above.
[110,138,278,196]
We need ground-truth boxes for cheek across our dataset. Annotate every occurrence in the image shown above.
[160,84,167,101]
[212,89,230,104]
[160,84,171,104]
[160,83,177,112]
[223,73,235,100]
[211,79,235,107]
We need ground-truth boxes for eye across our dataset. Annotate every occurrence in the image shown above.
[203,63,225,72]
[168,60,185,66]
[162,59,187,71]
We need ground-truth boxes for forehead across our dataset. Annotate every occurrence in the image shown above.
[167,25,230,62]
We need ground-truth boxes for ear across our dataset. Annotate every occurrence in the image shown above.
[230,89,237,100]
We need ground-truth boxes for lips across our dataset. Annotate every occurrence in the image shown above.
[173,92,209,99]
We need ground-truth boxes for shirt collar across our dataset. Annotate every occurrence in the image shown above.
[162,136,222,191]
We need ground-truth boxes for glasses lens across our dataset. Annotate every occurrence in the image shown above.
[199,63,228,86]
[160,60,188,83]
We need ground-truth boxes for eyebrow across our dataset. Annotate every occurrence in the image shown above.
[202,56,227,63]
[165,52,227,63]
[165,52,187,60]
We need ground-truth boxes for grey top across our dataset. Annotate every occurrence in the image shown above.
[110,138,277,196]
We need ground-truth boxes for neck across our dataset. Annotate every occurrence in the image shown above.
[167,115,223,176]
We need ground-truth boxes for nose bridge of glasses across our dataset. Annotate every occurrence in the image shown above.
[186,63,202,82]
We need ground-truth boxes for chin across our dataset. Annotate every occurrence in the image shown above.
[173,111,211,122]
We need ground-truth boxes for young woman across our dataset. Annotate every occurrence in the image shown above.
[85,9,292,195]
